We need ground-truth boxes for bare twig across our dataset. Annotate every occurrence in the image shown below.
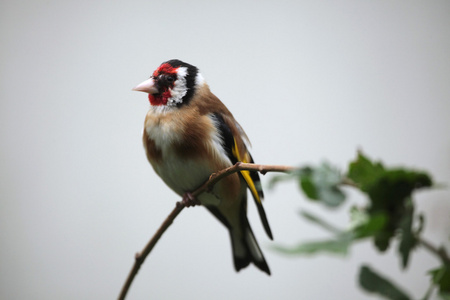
[417,236,450,265]
[341,177,359,188]
[117,204,184,300]
[195,162,294,196]
[118,162,294,300]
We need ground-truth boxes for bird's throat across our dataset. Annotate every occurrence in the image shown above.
[148,90,171,106]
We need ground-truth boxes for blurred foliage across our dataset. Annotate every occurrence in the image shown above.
[271,152,449,300]
[359,265,411,300]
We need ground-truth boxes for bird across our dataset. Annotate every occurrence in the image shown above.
[133,59,273,275]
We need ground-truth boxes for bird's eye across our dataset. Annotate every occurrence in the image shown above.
[166,75,175,83]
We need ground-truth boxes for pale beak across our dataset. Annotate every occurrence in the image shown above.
[132,78,159,94]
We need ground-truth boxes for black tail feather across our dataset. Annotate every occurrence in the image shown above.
[232,217,271,275]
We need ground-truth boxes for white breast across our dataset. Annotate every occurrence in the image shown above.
[152,148,226,206]
[145,111,232,206]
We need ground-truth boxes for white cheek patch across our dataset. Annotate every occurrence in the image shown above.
[195,72,205,87]
[167,67,188,106]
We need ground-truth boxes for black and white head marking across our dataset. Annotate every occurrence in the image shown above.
[161,59,205,107]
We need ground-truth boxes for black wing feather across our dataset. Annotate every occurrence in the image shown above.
[212,113,273,240]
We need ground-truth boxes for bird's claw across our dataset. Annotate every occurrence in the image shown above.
[180,192,200,207]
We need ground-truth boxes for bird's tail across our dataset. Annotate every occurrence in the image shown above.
[230,216,271,275]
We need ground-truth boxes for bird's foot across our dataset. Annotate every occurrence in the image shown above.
[179,192,200,208]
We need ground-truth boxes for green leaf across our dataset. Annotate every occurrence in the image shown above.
[346,152,433,252]
[367,169,432,209]
[348,207,390,248]
[373,231,394,253]
[439,292,450,300]
[298,162,346,207]
[271,163,346,207]
[278,209,389,258]
[272,233,353,256]
[359,265,411,300]
[398,199,416,269]
[430,265,450,294]
[348,152,432,204]
[348,152,385,192]
[299,210,343,235]
[313,162,346,207]
[352,212,388,240]
[349,206,369,229]
[299,168,318,199]
[274,210,361,257]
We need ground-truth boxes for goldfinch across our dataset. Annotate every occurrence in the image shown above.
[133,59,273,275]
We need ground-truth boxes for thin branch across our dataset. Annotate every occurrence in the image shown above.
[117,204,184,300]
[194,162,294,197]
[417,236,450,265]
[341,177,359,188]
[118,162,293,300]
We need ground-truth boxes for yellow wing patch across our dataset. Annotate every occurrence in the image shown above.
[232,138,261,204]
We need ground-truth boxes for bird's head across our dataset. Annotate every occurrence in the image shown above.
[133,59,204,107]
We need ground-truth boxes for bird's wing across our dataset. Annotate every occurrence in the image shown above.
[212,113,273,240]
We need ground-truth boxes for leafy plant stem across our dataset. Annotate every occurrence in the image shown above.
[418,236,450,265]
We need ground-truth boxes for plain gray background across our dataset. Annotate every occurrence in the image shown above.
[1,0,450,299]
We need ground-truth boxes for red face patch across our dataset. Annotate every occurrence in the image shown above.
[152,63,178,77]
[148,90,172,106]
[149,63,179,106]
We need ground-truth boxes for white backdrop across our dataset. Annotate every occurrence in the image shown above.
[1,1,450,299]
